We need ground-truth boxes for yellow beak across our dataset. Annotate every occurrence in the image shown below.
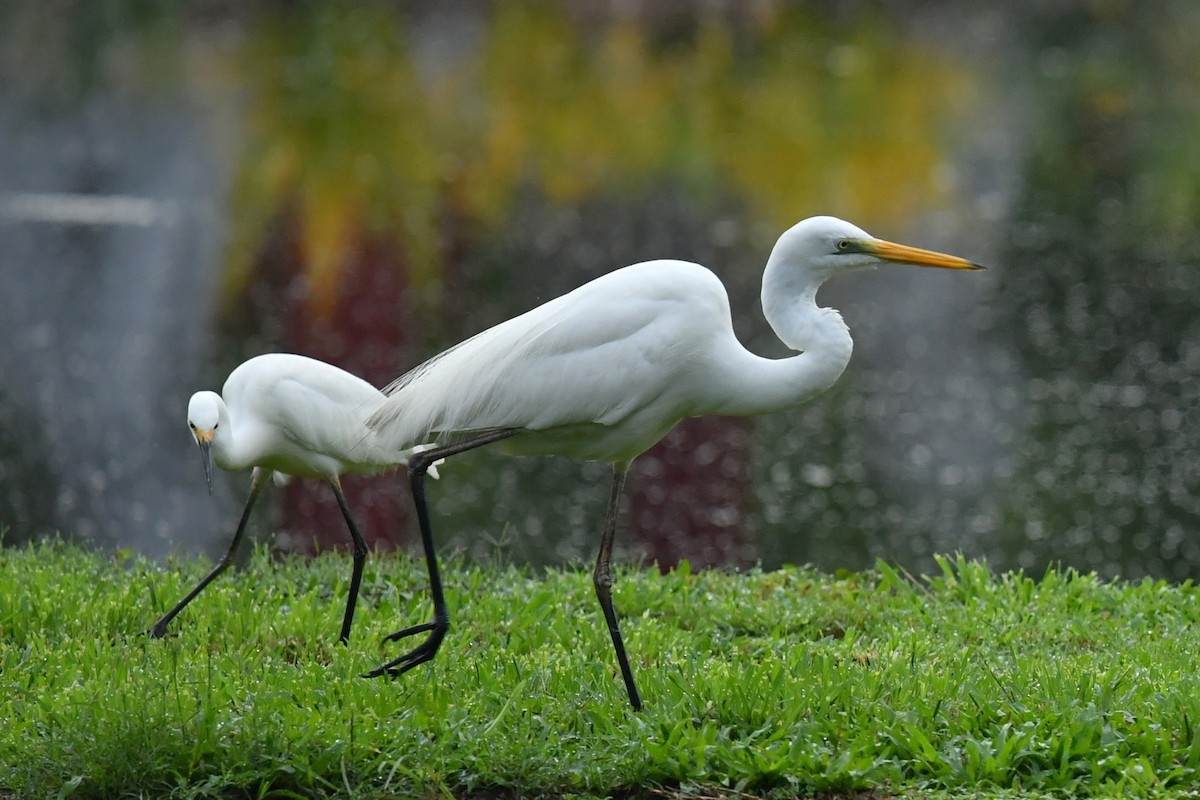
[865,239,984,271]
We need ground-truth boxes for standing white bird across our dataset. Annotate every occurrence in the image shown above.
[364,216,983,710]
[147,352,434,644]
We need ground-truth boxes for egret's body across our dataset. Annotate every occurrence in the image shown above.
[377,258,853,462]
[366,216,982,709]
[148,352,424,644]
[199,353,401,476]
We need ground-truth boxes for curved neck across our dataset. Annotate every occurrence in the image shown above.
[209,400,244,471]
[707,263,853,417]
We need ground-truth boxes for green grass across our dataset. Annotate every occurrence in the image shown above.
[4,540,1200,799]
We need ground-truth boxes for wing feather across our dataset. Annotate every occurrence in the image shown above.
[368,260,730,452]
[226,354,388,470]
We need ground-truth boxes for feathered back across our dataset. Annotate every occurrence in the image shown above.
[367,259,731,452]
[223,353,397,473]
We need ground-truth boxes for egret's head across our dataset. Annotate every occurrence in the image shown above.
[187,391,223,494]
[770,216,983,283]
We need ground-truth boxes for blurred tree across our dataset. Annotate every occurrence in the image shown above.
[992,1,1200,577]
[218,1,966,564]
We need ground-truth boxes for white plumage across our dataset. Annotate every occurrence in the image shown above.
[362,215,982,710]
[148,352,434,646]
[192,353,401,478]
[375,260,732,461]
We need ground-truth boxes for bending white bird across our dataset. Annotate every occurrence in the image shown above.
[147,352,435,644]
[365,216,983,710]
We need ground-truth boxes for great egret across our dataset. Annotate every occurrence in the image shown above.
[146,352,435,644]
[365,215,983,710]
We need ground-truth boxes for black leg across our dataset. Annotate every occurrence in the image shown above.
[330,477,368,645]
[364,429,516,679]
[593,462,643,711]
[147,467,269,638]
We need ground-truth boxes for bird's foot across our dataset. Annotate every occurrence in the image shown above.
[363,620,446,679]
[381,620,436,644]
[143,621,171,639]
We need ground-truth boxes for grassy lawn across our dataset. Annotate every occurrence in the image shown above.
[3,539,1200,799]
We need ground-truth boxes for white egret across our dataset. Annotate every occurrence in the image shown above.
[147,352,435,644]
[365,216,983,710]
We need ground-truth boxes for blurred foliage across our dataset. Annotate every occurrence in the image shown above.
[0,0,183,104]
[222,2,968,317]
[1020,0,1200,245]
[991,0,1200,577]
[10,1,1200,579]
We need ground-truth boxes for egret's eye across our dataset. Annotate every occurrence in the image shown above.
[189,422,196,430]
[836,239,853,252]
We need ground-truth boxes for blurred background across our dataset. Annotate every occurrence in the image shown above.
[1,0,1198,579]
